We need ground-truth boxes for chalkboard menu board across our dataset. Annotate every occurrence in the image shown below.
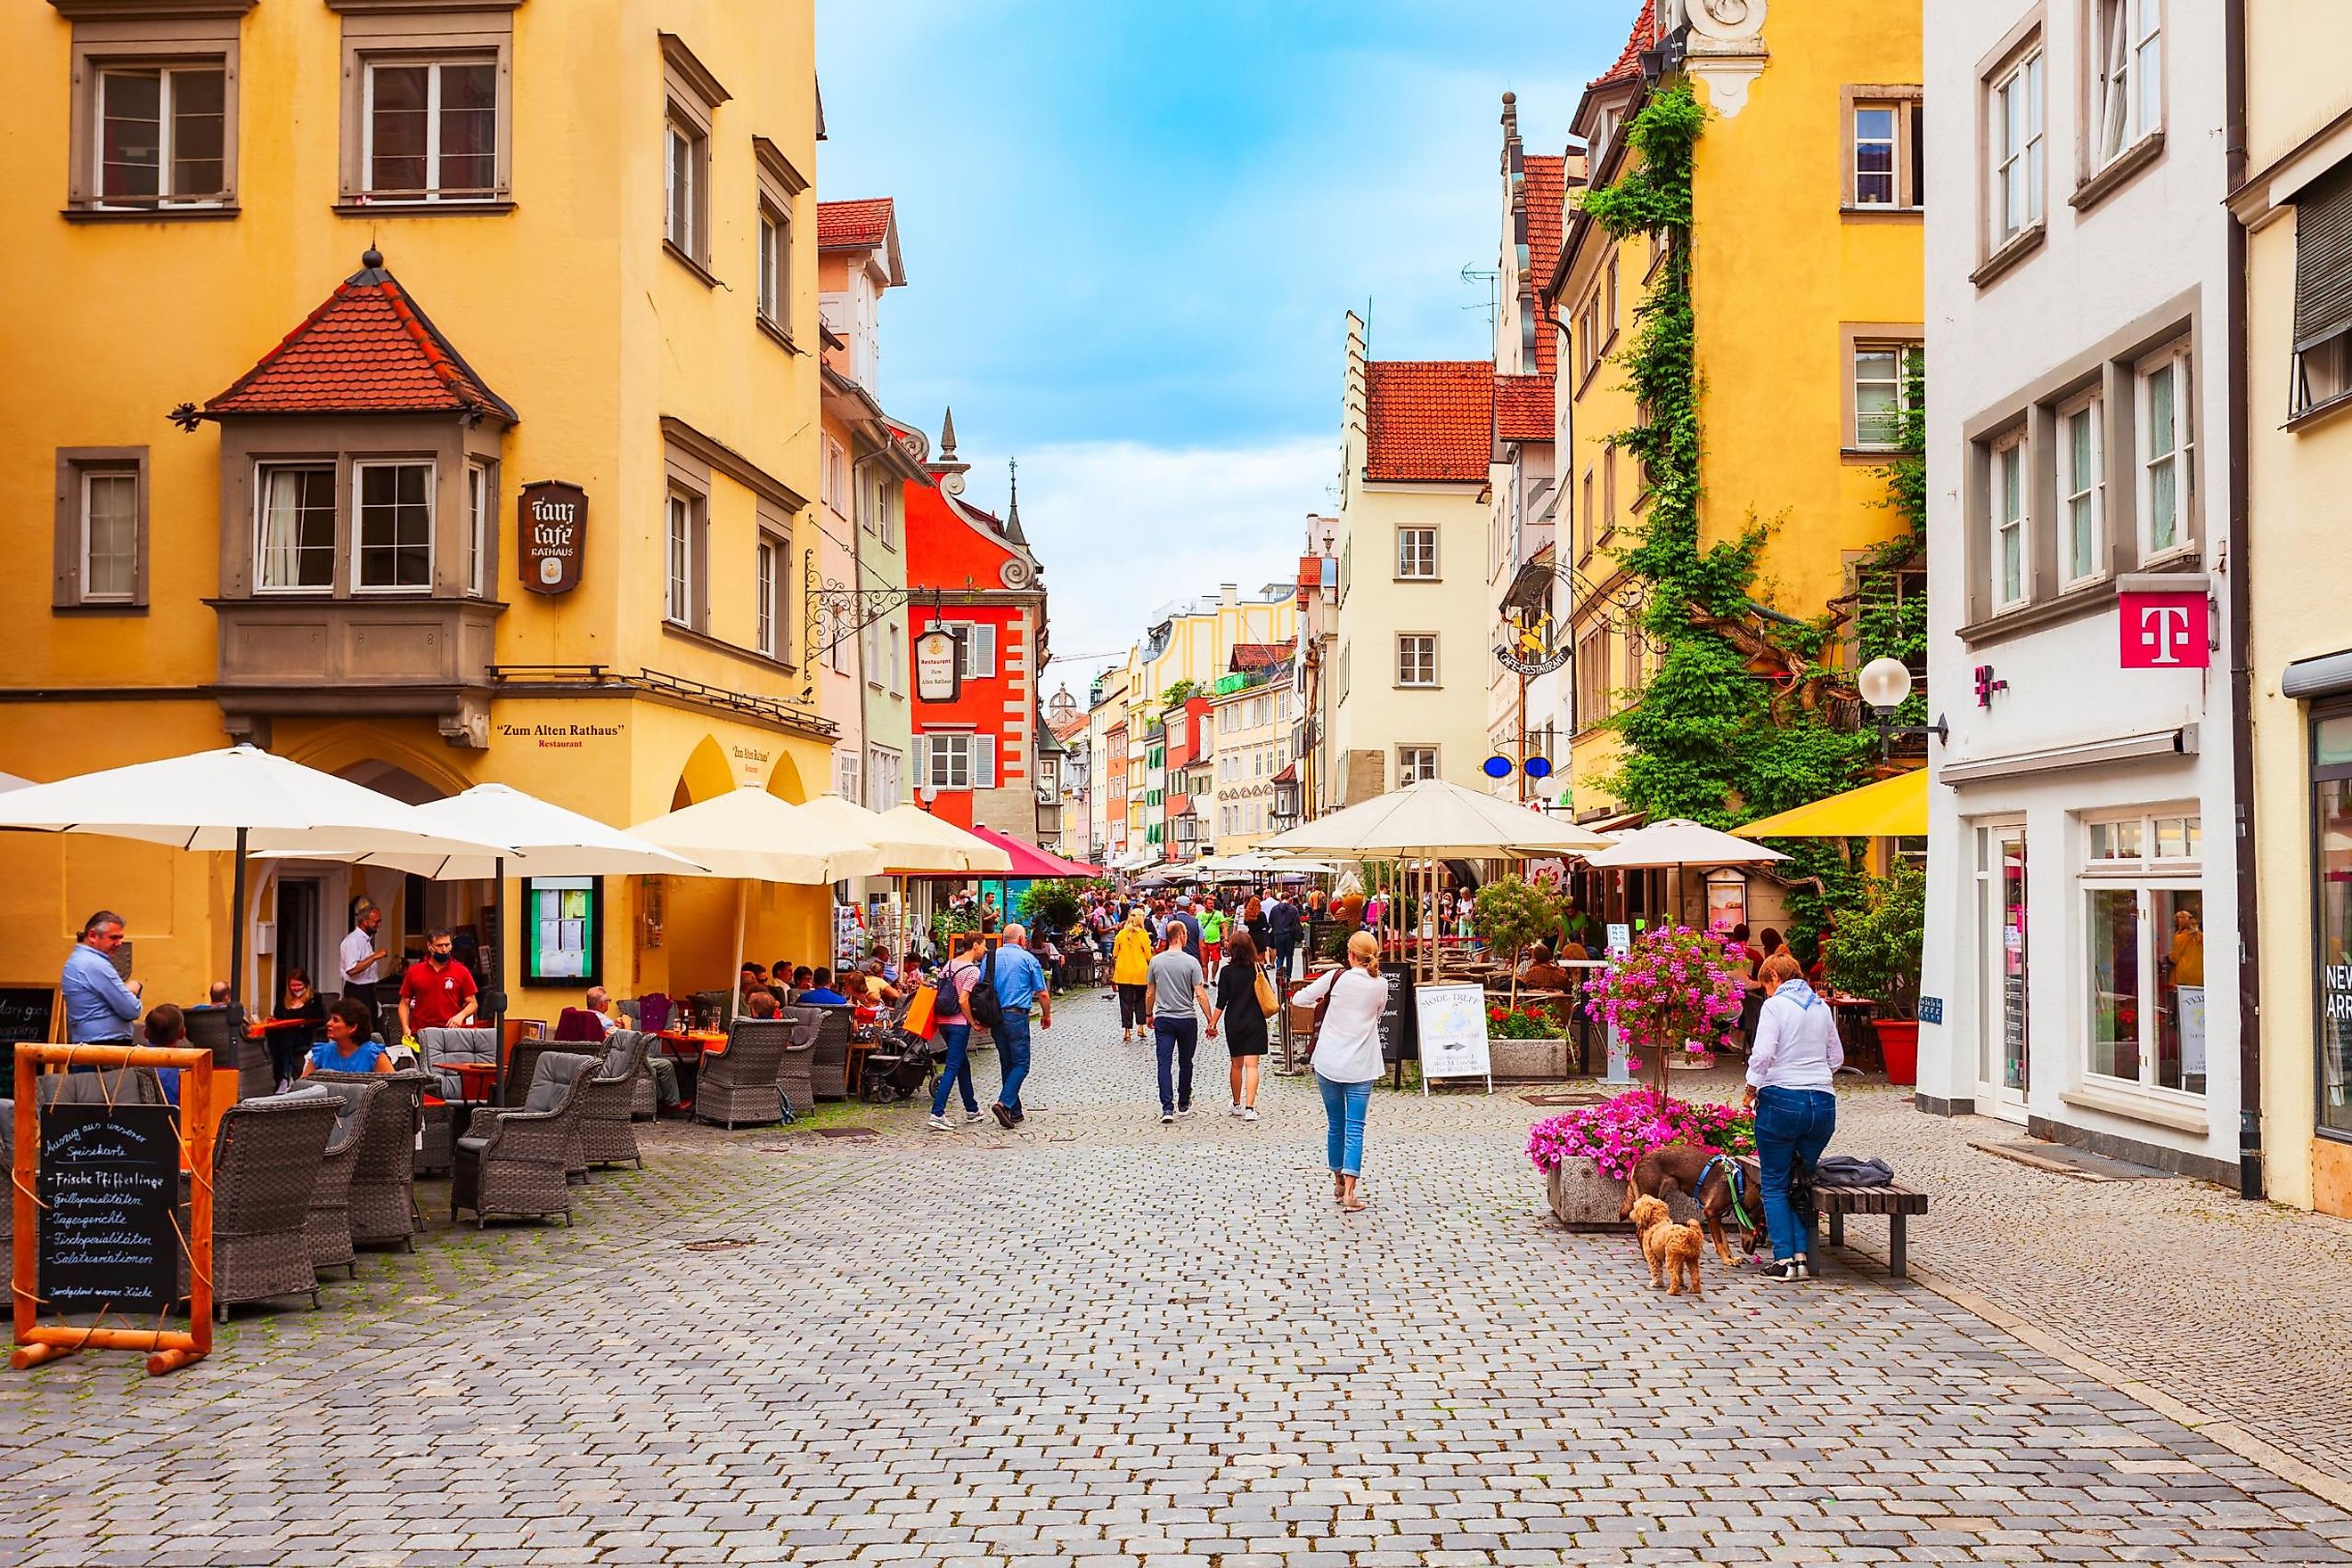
[38,1102,179,1315]
[0,986,57,1044]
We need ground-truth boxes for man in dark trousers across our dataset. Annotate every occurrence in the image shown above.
[1266,892,1303,981]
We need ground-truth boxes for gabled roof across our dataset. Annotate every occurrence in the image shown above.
[1589,0,1655,91]
[818,197,906,285]
[1229,641,1294,673]
[204,250,515,421]
[1364,361,1493,485]
[1496,375,1555,443]
[1523,153,1567,376]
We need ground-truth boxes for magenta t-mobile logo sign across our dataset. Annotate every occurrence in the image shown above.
[2118,592,2209,669]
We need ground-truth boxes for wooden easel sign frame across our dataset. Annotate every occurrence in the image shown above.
[11,1043,216,1376]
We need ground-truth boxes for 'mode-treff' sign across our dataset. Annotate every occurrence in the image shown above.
[519,480,588,595]
[2119,590,2209,670]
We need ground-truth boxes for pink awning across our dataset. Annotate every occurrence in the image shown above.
[965,824,1103,879]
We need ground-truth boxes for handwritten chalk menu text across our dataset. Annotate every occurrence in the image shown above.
[39,1102,178,1315]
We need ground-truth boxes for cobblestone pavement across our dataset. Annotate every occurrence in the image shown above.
[6,988,2352,1565]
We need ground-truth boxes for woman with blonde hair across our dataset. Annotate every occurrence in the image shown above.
[1112,909,1155,1042]
[1293,930,1387,1212]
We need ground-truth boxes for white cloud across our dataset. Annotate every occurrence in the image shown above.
[955,437,1335,693]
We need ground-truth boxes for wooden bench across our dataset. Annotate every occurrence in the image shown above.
[1812,1179,1930,1278]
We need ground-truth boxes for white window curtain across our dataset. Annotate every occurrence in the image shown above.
[259,468,307,589]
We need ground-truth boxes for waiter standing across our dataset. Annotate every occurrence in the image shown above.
[340,900,390,1037]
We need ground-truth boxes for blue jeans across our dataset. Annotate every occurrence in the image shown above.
[930,1022,977,1117]
[1154,1017,1197,1114]
[1754,1085,1836,1261]
[993,1009,1033,1118]
[1318,1074,1374,1176]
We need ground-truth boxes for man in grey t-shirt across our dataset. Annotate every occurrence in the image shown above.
[1147,923,1212,1123]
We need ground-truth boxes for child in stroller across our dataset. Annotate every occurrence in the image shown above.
[858,991,945,1103]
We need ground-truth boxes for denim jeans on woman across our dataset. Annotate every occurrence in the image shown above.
[930,1022,977,1118]
[1753,1084,1836,1262]
[1317,1073,1374,1177]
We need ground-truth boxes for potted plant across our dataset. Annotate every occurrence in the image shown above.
[1472,877,1561,1008]
[1526,1088,1755,1228]
[1577,925,1744,1097]
[1487,1000,1572,1082]
[1825,859,1926,1084]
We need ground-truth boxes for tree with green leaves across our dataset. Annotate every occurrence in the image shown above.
[1473,878,1561,1009]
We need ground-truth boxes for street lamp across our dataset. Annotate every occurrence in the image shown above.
[1857,656,1949,764]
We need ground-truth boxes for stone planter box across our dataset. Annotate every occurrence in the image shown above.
[1487,1035,1570,1082]
[1546,1157,1699,1230]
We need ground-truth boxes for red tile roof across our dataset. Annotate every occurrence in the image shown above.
[204,252,514,420]
[1523,152,1567,374]
[1496,374,1555,443]
[1365,362,1493,484]
[817,197,894,250]
[1229,641,1295,673]
[1589,0,1655,90]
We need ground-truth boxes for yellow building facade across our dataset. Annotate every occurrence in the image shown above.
[1548,0,1923,821]
[4,0,837,1015]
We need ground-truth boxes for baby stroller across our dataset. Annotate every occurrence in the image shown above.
[859,994,943,1103]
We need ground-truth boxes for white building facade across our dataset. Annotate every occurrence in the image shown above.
[1917,0,2243,1183]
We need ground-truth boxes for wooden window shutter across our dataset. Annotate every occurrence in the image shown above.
[972,621,997,677]
[911,734,930,788]
[973,734,997,789]
[2296,165,2352,353]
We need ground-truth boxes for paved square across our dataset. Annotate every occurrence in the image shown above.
[5,988,2350,1565]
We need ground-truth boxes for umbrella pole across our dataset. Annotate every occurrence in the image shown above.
[228,825,249,1009]
[730,882,747,1024]
[492,857,507,1108]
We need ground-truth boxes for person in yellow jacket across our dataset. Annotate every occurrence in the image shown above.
[1113,910,1155,1042]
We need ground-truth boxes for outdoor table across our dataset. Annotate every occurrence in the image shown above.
[1828,996,1880,1071]
[445,1060,499,1102]
[656,1029,729,1062]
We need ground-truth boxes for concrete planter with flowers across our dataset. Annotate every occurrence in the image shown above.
[1485,1001,1573,1082]
[1527,1088,1753,1230]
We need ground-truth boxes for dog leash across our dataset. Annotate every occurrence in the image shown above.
[1695,1154,1755,1235]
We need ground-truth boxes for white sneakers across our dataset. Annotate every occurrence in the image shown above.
[927,1114,952,1132]
[1242,1107,1259,1123]
[962,1109,986,1125]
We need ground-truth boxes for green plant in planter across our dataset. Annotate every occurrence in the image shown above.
[1487,1003,1567,1041]
[1473,877,1560,1009]
[930,906,978,953]
[1826,860,1926,1019]
[1017,878,1084,937]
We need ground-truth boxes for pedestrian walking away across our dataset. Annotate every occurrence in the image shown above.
[1112,910,1153,1041]
[1208,927,1270,1119]
[1294,930,1386,1212]
[1199,902,1227,978]
[1147,921,1211,1123]
[927,932,987,1131]
[1745,951,1842,1280]
[986,924,1052,1127]
[1266,891,1302,981]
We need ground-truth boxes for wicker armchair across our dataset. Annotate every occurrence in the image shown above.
[184,1005,274,1101]
[505,1035,581,1107]
[188,1090,341,1320]
[420,1026,497,1103]
[302,1078,383,1279]
[451,1050,597,1227]
[694,1020,790,1129]
[36,1068,167,1108]
[777,1007,822,1120]
[308,1068,426,1250]
[804,1003,855,1100]
[581,1033,649,1169]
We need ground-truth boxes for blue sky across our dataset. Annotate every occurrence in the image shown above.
[816,0,1629,682]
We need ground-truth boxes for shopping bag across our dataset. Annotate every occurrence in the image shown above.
[903,984,939,1039]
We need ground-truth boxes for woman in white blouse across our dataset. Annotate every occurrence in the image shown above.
[1294,930,1389,1212]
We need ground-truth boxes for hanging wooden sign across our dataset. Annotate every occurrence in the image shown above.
[519,480,589,596]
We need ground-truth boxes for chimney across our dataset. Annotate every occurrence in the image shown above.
[1220,583,1237,607]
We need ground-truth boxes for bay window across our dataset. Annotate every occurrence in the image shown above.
[355,461,434,590]
[256,465,338,592]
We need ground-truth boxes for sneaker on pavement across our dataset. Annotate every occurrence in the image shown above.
[1241,1107,1259,1122]
[962,1109,986,1125]
[1229,1104,1243,1117]
[1760,1258,1805,1282]
[1159,1110,1177,1124]
[1176,1104,1192,1118]
[926,1114,952,1132]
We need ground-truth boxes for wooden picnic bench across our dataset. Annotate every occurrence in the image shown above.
[1812,1178,1930,1278]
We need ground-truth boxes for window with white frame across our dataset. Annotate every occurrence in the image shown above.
[867,746,901,810]
[886,621,902,695]
[833,748,861,804]
[757,203,787,327]
[96,64,227,208]
[464,461,492,596]
[665,491,699,626]
[2059,393,2105,586]
[2091,0,2162,167]
[2139,343,2193,557]
[1396,527,1436,579]
[755,536,779,657]
[1397,747,1439,785]
[1396,633,1437,688]
[948,620,997,679]
[822,438,849,517]
[256,464,337,592]
[1991,430,2029,610]
[363,57,496,200]
[1850,94,1924,208]
[664,112,705,260]
[920,733,993,791]
[78,468,141,604]
[1989,45,2046,249]
[1853,342,1923,449]
[354,461,433,590]
[877,476,896,549]
[2082,808,2204,1095]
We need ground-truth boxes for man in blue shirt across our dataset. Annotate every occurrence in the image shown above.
[986,925,1053,1128]
[796,966,851,1007]
[62,909,143,1047]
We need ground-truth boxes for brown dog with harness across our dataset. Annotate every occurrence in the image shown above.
[1619,1144,1785,1267]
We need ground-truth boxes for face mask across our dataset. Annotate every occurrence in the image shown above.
[429,951,451,967]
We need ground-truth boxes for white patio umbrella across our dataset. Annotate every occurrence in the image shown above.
[0,745,515,1004]
[1260,778,1614,859]
[1579,818,1788,943]
[871,804,1014,874]
[798,797,1012,966]
[626,788,886,1010]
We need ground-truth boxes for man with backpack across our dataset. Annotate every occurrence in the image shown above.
[975,925,1052,1128]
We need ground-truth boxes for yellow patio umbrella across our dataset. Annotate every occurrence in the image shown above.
[1731,768,1929,839]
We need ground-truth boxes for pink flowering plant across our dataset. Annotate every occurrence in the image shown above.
[1525,1088,1756,1180]
[1580,924,1744,1093]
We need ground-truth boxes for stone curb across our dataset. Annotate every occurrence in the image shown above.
[1906,1260,2352,1513]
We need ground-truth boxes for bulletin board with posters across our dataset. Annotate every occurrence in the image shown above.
[522,877,603,986]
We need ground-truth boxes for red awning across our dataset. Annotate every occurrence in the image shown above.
[965,824,1104,879]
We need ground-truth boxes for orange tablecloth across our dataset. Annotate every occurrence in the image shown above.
[657,1029,729,1060]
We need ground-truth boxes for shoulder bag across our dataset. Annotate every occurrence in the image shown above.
[967,946,1002,1028]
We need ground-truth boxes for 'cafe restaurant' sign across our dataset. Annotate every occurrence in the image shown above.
[519,480,588,595]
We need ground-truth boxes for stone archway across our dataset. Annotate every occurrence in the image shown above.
[670,734,735,812]
[764,749,808,805]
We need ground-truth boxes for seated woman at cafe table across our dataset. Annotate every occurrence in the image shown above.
[1516,943,1573,992]
[302,997,396,1077]
[853,958,902,1011]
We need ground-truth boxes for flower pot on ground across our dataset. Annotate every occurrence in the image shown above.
[1526,1088,1755,1229]
[1874,1019,1920,1085]
[1487,1001,1571,1082]
[1826,860,1926,1078]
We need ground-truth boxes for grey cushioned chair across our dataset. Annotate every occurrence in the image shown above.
[778,1007,822,1120]
[303,1077,383,1279]
[581,1033,648,1169]
[306,1068,425,1250]
[804,1004,855,1100]
[188,1088,340,1320]
[451,1050,596,1228]
[694,1020,790,1129]
[420,1026,497,1103]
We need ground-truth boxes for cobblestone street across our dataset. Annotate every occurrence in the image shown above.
[7,987,2352,1565]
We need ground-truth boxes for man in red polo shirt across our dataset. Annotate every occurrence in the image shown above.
[397,927,480,1038]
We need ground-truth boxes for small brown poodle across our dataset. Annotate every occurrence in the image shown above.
[1629,1194,1705,1297]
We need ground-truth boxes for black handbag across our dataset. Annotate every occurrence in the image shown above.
[968,947,1002,1028]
